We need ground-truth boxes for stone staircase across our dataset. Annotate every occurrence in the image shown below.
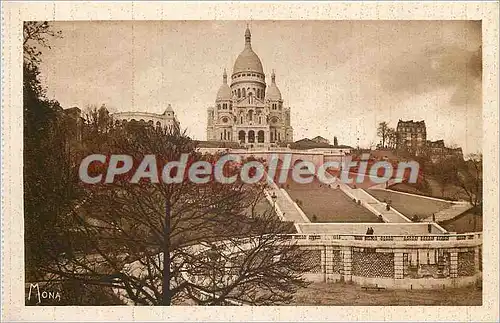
[265,175,310,225]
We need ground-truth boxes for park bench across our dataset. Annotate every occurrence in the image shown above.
[361,284,386,291]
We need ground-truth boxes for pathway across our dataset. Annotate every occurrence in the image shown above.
[265,175,310,225]
[369,187,472,223]
[337,182,412,223]
[425,202,472,222]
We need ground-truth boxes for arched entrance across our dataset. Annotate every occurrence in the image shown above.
[248,130,255,143]
[257,130,265,143]
[238,130,246,143]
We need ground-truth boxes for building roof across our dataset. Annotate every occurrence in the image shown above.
[397,119,426,126]
[311,135,330,143]
[232,27,264,75]
[163,104,174,114]
[196,140,242,149]
[63,106,82,118]
[291,138,352,150]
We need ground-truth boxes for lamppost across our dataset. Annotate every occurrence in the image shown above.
[271,192,277,215]
[206,244,220,305]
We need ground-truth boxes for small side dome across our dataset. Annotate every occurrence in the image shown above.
[216,69,231,100]
[266,70,282,101]
[216,84,231,100]
[163,104,174,115]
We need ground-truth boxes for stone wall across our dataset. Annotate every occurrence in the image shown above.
[352,249,394,278]
[293,232,482,289]
[458,250,476,277]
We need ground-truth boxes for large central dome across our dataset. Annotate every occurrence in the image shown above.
[232,27,264,74]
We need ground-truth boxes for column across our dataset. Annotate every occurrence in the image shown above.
[321,246,326,282]
[474,246,481,273]
[449,250,458,278]
[324,246,334,282]
[341,246,352,282]
[394,250,404,279]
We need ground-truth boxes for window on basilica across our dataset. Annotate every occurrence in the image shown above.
[238,130,246,143]
[258,130,265,143]
[248,130,255,143]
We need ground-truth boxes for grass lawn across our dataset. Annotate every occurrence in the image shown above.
[390,178,468,201]
[292,282,482,306]
[284,178,380,223]
[368,190,452,221]
[440,207,482,233]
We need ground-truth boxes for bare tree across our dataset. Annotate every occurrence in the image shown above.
[24,21,62,65]
[455,153,482,207]
[83,104,113,135]
[386,127,397,149]
[377,122,390,148]
[44,124,312,305]
[430,158,459,198]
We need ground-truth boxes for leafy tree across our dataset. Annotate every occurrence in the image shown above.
[23,21,82,281]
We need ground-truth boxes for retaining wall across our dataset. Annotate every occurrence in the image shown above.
[293,232,482,289]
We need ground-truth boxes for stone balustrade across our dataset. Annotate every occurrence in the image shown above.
[292,232,482,289]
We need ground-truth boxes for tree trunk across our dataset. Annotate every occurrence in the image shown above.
[162,200,171,305]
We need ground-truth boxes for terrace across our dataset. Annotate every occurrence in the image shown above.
[297,222,445,235]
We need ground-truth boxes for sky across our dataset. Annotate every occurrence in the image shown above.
[38,20,482,155]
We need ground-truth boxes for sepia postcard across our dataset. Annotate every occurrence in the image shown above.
[1,1,499,322]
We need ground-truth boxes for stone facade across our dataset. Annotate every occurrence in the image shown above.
[206,27,293,148]
[396,120,427,155]
[426,139,464,162]
[112,104,179,129]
